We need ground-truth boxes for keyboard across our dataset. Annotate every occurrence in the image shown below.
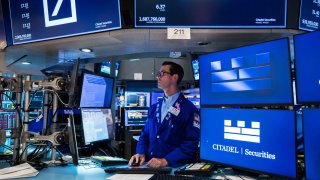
[91,156,128,166]
[104,165,172,174]
[149,174,211,180]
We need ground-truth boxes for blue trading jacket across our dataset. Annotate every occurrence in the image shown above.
[136,93,200,167]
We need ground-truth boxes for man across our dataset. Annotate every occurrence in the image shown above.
[129,61,200,168]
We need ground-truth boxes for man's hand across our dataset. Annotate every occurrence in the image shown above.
[147,158,168,168]
[128,154,145,166]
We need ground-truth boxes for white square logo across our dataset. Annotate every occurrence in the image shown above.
[224,120,260,143]
[43,0,77,27]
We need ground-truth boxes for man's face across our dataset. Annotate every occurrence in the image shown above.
[156,65,175,90]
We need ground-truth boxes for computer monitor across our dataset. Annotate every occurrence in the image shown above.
[124,107,149,127]
[80,73,114,108]
[81,108,113,145]
[191,59,200,81]
[303,108,320,179]
[299,0,319,31]
[200,108,296,178]
[199,38,293,106]
[124,91,150,107]
[294,30,320,104]
[151,92,164,105]
[100,61,111,75]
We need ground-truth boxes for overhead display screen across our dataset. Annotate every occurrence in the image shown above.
[9,0,121,44]
[299,0,320,31]
[0,1,7,49]
[199,38,293,106]
[135,0,287,28]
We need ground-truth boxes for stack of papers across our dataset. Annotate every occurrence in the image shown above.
[0,163,39,179]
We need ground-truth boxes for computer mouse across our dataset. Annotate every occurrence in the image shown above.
[130,162,140,167]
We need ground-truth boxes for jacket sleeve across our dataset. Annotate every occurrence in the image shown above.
[135,106,154,155]
[164,106,200,167]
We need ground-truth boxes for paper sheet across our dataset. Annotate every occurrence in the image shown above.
[106,174,154,180]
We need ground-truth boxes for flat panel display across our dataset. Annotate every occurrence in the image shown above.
[303,108,320,180]
[299,0,320,31]
[100,61,111,75]
[0,1,6,49]
[294,31,320,104]
[81,108,113,145]
[80,73,114,108]
[125,91,150,107]
[192,59,199,81]
[9,0,121,44]
[151,92,164,105]
[200,108,296,178]
[135,0,286,28]
[199,38,293,106]
[124,107,148,127]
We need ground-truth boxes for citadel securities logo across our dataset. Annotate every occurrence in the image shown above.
[224,120,260,143]
[212,119,276,160]
[156,4,166,12]
[43,0,77,27]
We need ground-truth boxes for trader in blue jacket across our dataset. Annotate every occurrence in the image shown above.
[129,61,200,168]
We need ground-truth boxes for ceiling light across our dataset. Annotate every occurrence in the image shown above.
[129,59,140,61]
[21,62,31,65]
[80,48,93,53]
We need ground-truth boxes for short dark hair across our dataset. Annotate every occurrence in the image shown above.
[162,61,184,84]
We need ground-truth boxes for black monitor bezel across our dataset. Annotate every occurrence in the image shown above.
[80,107,113,145]
[79,71,115,108]
[199,37,294,107]
[293,30,320,105]
[199,108,298,179]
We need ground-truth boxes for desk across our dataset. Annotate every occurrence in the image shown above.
[26,164,109,180]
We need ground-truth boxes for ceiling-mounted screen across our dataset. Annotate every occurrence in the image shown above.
[294,31,320,104]
[0,1,7,49]
[199,38,293,106]
[135,0,287,28]
[9,0,121,44]
[200,108,296,178]
[299,0,320,31]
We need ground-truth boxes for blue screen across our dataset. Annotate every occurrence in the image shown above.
[192,59,199,81]
[294,31,320,104]
[199,38,293,106]
[80,73,114,108]
[100,61,111,75]
[151,92,164,105]
[200,108,296,178]
[299,0,320,31]
[135,0,286,28]
[9,0,121,44]
[0,1,6,49]
[303,108,320,179]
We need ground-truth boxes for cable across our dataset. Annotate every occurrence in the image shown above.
[0,144,13,151]
[46,90,68,107]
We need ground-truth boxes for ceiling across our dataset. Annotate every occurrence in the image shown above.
[0,28,303,76]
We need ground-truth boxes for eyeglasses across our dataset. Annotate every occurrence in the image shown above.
[156,71,172,77]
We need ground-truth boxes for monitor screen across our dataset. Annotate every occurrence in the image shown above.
[115,61,120,77]
[81,108,113,145]
[135,0,286,28]
[151,92,164,105]
[0,1,6,49]
[192,59,200,81]
[303,108,320,179]
[124,107,149,127]
[199,38,293,106]
[9,0,121,44]
[29,91,44,109]
[100,61,111,75]
[200,108,296,178]
[294,31,320,104]
[80,73,114,108]
[125,91,150,107]
[299,0,320,31]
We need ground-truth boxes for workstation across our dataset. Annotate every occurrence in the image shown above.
[0,0,319,179]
